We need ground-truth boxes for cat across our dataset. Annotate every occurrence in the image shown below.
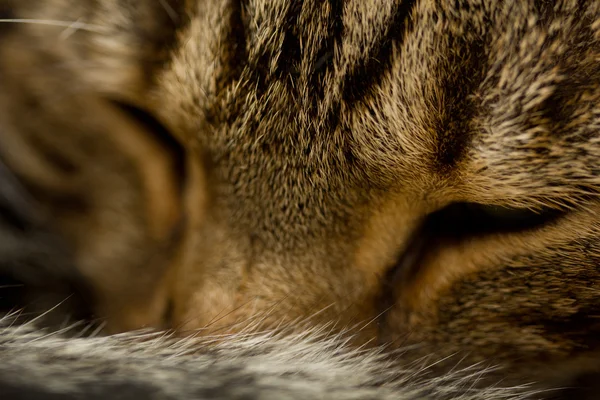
[0,0,599,398]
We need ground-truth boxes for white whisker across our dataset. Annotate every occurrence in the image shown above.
[0,19,109,34]
[58,17,88,40]
[158,0,180,23]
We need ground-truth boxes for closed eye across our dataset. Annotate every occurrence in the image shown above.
[428,202,565,238]
[380,202,566,305]
[110,100,187,194]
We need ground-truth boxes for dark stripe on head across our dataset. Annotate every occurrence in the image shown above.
[308,0,345,101]
[341,0,417,105]
[433,33,488,170]
[274,0,304,86]
[540,5,599,139]
[218,0,250,93]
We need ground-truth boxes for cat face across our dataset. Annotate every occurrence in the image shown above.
[1,0,599,393]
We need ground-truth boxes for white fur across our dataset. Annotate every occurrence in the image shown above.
[0,315,535,399]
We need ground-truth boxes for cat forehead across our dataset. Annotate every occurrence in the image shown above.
[156,0,599,208]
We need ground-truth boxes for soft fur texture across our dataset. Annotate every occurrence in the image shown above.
[0,315,531,400]
[0,0,599,398]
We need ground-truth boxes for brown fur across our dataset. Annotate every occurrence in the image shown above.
[1,0,599,396]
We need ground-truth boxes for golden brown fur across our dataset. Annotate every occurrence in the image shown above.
[1,0,600,397]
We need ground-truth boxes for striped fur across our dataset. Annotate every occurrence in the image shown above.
[0,0,599,398]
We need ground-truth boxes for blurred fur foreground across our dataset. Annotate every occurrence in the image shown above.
[0,315,531,400]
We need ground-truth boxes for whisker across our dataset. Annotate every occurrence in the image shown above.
[158,0,180,23]
[11,296,73,334]
[0,284,24,289]
[58,17,89,40]
[0,19,109,34]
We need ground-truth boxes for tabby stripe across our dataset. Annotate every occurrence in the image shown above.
[341,0,417,105]
[219,0,249,92]
[272,0,303,88]
[309,0,345,100]
[434,33,488,170]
